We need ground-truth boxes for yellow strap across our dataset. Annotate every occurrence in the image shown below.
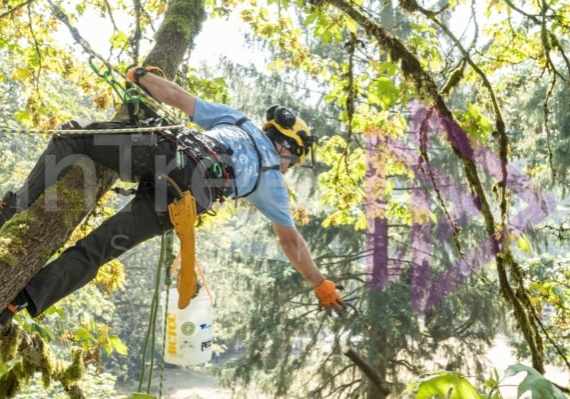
[170,252,214,308]
[195,258,214,307]
[168,191,197,309]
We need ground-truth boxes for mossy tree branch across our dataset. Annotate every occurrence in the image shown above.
[0,323,86,399]
[319,0,546,373]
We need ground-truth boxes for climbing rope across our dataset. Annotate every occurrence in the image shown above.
[158,267,173,399]
[157,231,176,399]
[0,124,185,135]
[44,0,181,124]
[138,230,176,399]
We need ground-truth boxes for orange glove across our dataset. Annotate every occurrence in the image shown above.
[126,65,166,84]
[313,279,345,315]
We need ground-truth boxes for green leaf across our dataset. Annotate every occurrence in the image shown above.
[368,77,399,110]
[303,11,317,26]
[517,234,532,253]
[109,335,129,355]
[344,15,358,34]
[28,321,56,342]
[321,29,332,44]
[109,30,129,50]
[415,372,480,399]
[73,327,93,342]
[503,364,566,399]
[14,110,33,126]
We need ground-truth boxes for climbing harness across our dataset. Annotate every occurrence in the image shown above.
[171,130,236,201]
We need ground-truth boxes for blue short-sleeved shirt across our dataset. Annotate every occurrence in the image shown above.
[192,98,295,227]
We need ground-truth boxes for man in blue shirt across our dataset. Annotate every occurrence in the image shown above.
[0,67,345,326]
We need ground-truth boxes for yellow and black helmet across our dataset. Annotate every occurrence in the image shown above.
[262,105,318,167]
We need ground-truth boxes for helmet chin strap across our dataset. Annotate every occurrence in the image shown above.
[279,154,299,169]
[271,136,315,169]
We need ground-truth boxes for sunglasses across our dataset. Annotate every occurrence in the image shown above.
[279,154,299,169]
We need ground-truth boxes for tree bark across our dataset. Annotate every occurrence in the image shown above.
[0,0,204,313]
[0,163,115,312]
[144,0,206,78]
[343,347,390,397]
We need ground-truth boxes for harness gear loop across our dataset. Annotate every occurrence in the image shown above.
[211,163,222,179]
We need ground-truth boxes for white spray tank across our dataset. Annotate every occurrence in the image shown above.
[161,287,214,365]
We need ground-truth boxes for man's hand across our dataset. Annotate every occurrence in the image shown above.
[313,279,345,315]
[125,65,165,84]
[124,65,197,117]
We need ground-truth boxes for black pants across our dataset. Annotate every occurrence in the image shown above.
[16,120,210,316]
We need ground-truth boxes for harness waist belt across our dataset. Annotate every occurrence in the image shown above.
[175,129,235,201]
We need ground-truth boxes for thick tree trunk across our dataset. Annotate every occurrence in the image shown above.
[145,0,206,78]
[0,0,204,320]
[0,163,115,311]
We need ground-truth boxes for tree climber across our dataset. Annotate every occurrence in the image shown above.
[0,66,345,327]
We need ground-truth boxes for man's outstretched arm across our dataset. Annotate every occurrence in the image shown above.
[273,223,324,286]
[273,223,344,314]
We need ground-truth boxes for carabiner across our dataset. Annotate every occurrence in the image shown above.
[212,163,223,178]
[89,56,105,77]
[124,88,142,104]
[89,56,117,86]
